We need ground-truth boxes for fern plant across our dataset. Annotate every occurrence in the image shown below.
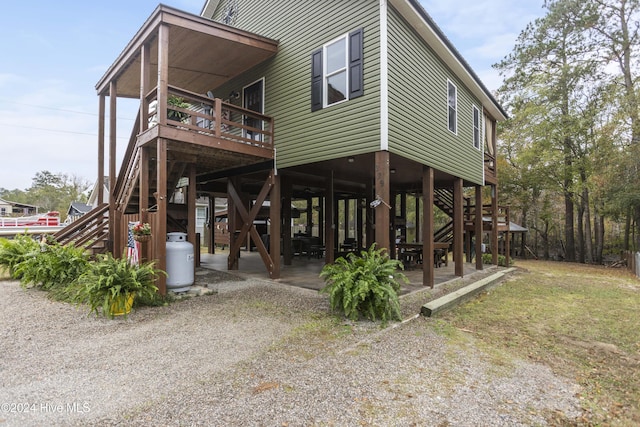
[0,235,40,279]
[320,244,407,323]
[15,241,89,292]
[75,252,164,318]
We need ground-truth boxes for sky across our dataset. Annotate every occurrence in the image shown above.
[0,0,545,192]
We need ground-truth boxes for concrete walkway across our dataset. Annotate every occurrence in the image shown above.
[200,249,493,295]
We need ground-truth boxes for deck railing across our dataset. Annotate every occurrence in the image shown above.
[484,152,496,177]
[146,86,274,151]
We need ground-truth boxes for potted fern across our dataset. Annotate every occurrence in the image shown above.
[75,252,164,318]
[319,244,407,323]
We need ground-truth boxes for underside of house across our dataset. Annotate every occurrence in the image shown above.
[54,5,510,294]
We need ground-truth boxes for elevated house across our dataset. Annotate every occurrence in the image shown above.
[56,0,507,293]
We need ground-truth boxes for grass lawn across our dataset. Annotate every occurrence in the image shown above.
[438,260,640,426]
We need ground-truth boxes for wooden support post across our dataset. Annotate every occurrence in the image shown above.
[334,198,339,251]
[97,94,106,248]
[491,184,499,266]
[389,191,396,259]
[270,172,281,279]
[208,197,215,254]
[453,178,464,277]
[140,147,150,262]
[140,42,150,133]
[188,164,197,271]
[422,166,435,288]
[214,99,222,139]
[325,172,335,264]
[97,94,105,206]
[157,24,169,127]
[374,151,391,252]
[283,176,293,264]
[475,185,483,270]
[228,178,239,270]
[465,197,471,262]
[155,139,167,295]
[109,81,120,256]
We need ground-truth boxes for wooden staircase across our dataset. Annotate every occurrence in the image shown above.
[432,188,489,246]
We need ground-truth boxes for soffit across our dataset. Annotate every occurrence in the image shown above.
[95,5,278,98]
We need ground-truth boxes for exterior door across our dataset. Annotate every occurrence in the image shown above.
[243,79,263,142]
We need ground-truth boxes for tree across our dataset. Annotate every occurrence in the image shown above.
[586,0,640,249]
[496,0,600,262]
[1,171,91,219]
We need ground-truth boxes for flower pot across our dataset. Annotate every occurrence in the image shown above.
[133,234,151,243]
[109,293,135,317]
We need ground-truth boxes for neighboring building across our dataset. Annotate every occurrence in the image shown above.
[65,202,93,224]
[59,0,506,292]
[0,197,38,217]
[87,177,109,207]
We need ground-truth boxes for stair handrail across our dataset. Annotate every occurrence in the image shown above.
[53,203,110,252]
[433,220,454,243]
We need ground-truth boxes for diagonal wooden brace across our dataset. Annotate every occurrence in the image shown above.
[228,171,276,273]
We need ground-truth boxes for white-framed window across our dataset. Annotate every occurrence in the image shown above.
[325,35,348,106]
[311,29,364,112]
[447,80,457,134]
[472,105,480,149]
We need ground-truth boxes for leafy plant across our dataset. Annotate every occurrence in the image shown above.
[15,241,89,291]
[75,252,164,318]
[482,253,513,267]
[0,234,40,279]
[167,95,190,122]
[319,244,407,323]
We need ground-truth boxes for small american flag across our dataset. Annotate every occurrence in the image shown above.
[126,221,140,265]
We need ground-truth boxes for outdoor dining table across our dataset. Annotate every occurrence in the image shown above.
[396,242,449,267]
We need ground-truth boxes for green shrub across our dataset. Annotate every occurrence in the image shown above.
[15,241,89,292]
[0,235,40,279]
[74,252,163,318]
[481,253,513,267]
[319,244,407,323]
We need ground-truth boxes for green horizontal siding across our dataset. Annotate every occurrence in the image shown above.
[387,5,484,185]
[207,0,382,169]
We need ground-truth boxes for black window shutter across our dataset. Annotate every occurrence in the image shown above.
[311,48,323,111]
[349,28,364,99]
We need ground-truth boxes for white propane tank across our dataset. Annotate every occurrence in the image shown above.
[166,232,194,292]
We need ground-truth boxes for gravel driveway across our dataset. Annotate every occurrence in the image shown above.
[0,271,581,426]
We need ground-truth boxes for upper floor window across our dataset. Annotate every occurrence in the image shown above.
[472,105,480,149]
[311,29,364,111]
[447,80,457,134]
